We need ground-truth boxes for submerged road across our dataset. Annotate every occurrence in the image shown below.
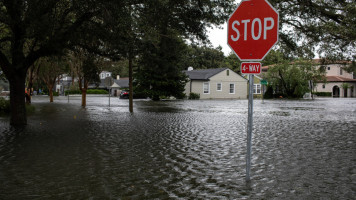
[0,96,355,199]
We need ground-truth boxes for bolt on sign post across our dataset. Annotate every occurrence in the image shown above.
[227,0,279,182]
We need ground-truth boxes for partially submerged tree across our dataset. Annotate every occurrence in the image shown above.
[0,0,109,126]
[38,56,67,102]
[266,59,326,98]
[68,49,100,107]
[135,0,235,100]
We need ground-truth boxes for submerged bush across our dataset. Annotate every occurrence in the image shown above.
[0,97,10,113]
[188,93,200,100]
[0,97,35,114]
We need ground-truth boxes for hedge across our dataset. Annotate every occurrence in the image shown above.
[65,89,108,95]
[312,92,332,97]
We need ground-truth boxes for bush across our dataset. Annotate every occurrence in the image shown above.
[65,89,108,95]
[188,92,200,100]
[87,89,108,94]
[312,92,332,97]
[65,90,81,95]
[0,97,35,114]
[0,97,10,113]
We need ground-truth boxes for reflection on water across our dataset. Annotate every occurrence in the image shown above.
[0,96,355,199]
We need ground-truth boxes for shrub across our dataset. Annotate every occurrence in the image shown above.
[0,97,35,114]
[0,97,10,113]
[312,92,332,97]
[65,90,81,95]
[87,89,108,94]
[188,92,200,100]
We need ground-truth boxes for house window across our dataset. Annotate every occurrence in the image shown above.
[229,83,235,94]
[203,82,210,94]
[101,74,105,79]
[327,67,330,70]
[106,73,110,77]
[217,83,222,91]
[322,84,325,89]
[254,84,261,94]
[227,70,229,76]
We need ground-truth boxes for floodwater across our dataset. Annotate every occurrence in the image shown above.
[0,96,355,199]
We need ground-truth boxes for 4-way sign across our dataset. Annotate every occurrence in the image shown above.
[241,62,261,74]
[227,0,279,61]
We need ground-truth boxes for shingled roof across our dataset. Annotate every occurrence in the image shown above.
[113,78,129,88]
[183,68,228,80]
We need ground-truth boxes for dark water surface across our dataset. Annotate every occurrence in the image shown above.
[0,96,355,199]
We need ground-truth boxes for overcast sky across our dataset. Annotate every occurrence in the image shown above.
[207,0,241,56]
[207,24,231,56]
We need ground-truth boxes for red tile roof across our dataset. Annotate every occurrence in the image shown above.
[326,76,356,82]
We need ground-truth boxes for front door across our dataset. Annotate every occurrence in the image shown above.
[333,86,340,97]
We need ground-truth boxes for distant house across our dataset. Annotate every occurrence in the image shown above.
[243,75,264,98]
[314,62,356,97]
[100,71,112,80]
[183,68,248,99]
[110,76,129,96]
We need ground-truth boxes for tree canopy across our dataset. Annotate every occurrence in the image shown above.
[270,0,356,60]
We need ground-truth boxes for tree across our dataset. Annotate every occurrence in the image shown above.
[266,59,325,98]
[37,56,67,102]
[223,52,242,73]
[269,0,356,60]
[179,45,226,70]
[135,0,235,100]
[68,49,100,107]
[0,0,112,126]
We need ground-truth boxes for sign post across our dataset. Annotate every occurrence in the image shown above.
[227,0,279,182]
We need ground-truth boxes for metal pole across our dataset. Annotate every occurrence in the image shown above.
[109,88,111,107]
[262,84,264,104]
[246,74,254,182]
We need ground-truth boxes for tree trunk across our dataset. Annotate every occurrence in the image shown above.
[49,88,54,103]
[81,89,87,107]
[9,72,27,126]
[129,51,133,113]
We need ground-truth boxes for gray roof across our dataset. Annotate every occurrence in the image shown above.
[183,68,228,80]
[113,79,129,88]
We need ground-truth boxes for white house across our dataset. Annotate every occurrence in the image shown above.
[100,71,112,80]
[315,62,356,97]
[184,68,248,99]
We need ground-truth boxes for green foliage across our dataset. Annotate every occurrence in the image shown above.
[87,89,108,94]
[223,53,241,72]
[269,0,356,60]
[180,45,226,70]
[65,90,81,95]
[0,97,10,113]
[188,93,200,100]
[341,83,350,89]
[0,97,35,114]
[266,59,326,98]
[82,56,101,87]
[313,92,332,97]
[65,89,108,95]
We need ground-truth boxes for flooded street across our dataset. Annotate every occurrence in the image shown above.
[0,96,355,199]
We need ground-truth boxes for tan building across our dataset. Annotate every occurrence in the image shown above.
[315,63,356,97]
[184,68,248,99]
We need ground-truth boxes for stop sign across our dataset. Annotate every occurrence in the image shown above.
[227,0,279,61]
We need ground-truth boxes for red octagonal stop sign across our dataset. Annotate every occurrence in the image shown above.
[227,0,279,61]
